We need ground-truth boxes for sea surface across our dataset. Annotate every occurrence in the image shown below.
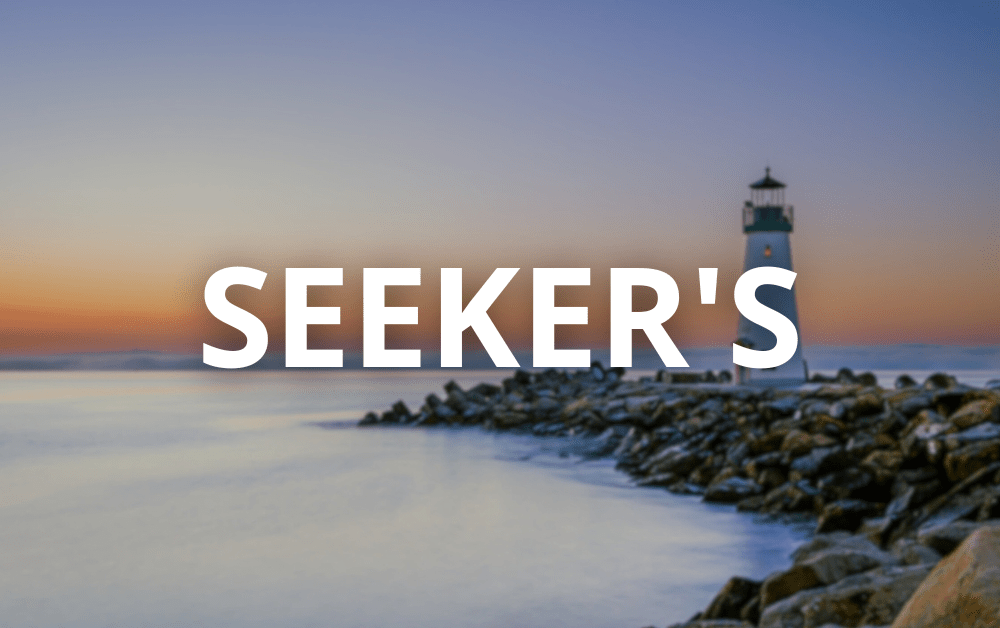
[0,367,990,628]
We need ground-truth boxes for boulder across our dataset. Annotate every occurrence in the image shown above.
[790,532,856,563]
[391,399,413,421]
[803,565,932,628]
[560,396,593,418]
[862,449,904,477]
[759,564,932,628]
[924,373,957,390]
[704,477,763,503]
[949,399,999,430]
[916,520,983,556]
[725,441,751,467]
[896,394,933,417]
[857,372,878,387]
[846,432,878,458]
[635,472,679,488]
[667,620,752,628]
[760,481,820,513]
[702,576,762,620]
[764,395,802,417]
[836,368,858,384]
[760,565,821,608]
[791,447,848,479]
[433,403,457,421]
[853,392,884,416]
[811,433,838,448]
[640,445,705,476]
[750,432,789,456]
[625,394,663,414]
[828,400,848,420]
[891,538,942,566]
[896,374,918,389]
[886,486,916,521]
[944,422,1000,448]
[492,410,530,429]
[757,467,788,491]
[782,430,815,456]
[857,516,895,544]
[816,500,883,534]
[760,536,899,607]
[891,525,1000,628]
[916,493,985,533]
[745,451,787,478]
[943,440,1000,482]
[814,414,847,437]
[904,410,949,439]
[468,382,501,398]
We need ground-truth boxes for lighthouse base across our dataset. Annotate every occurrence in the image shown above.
[737,230,807,385]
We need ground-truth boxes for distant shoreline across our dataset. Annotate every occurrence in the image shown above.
[2,344,1000,378]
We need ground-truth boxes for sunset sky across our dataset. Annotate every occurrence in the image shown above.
[1,1,998,357]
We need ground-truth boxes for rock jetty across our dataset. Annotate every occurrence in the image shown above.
[358,363,1000,628]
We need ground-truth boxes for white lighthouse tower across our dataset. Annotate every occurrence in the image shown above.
[735,168,807,385]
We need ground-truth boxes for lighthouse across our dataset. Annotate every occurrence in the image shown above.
[735,168,807,385]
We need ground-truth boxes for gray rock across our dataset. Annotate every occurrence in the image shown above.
[611,427,639,458]
[640,444,704,476]
[705,477,763,503]
[725,441,751,467]
[896,394,932,417]
[911,421,949,441]
[759,564,932,628]
[895,374,918,389]
[667,620,751,628]
[694,397,726,416]
[761,536,899,607]
[886,486,916,521]
[433,404,457,420]
[917,520,984,555]
[625,394,662,413]
[846,433,878,458]
[790,447,846,479]
[916,494,983,531]
[857,516,895,545]
[764,396,802,416]
[816,500,883,534]
[924,373,957,389]
[828,401,847,421]
[790,533,855,563]
[635,472,679,487]
[758,481,819,513]
[949,399,1000,430]
[891,538,942,566]
[943,440,1000,482]
[944,422,1000,448]
[702,576,762,620]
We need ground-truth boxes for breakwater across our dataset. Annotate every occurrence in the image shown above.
[359,364,1000,627]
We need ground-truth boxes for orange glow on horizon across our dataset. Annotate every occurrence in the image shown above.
[3,256,998,357]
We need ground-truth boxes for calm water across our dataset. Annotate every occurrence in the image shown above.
[0,371,815,628]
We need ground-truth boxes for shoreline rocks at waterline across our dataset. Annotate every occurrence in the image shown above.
[357,364,1000,628]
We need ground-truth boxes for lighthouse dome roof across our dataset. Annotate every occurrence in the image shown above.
[749,167,785,189]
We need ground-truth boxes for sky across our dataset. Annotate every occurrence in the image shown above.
[1,1,998,358]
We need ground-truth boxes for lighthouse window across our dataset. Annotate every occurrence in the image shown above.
[764,245,772,258]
